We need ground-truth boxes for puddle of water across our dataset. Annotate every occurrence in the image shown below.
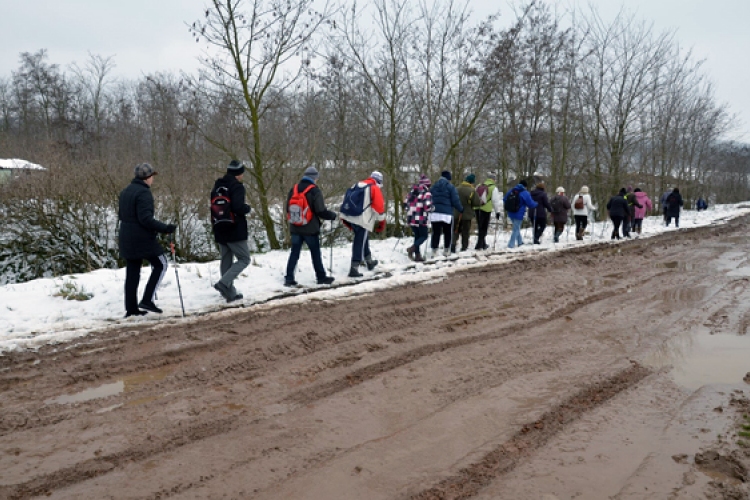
[644,333,750,390]
[45,366,174,405]
[46,381,124,404]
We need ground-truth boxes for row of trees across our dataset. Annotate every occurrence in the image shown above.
[1,0,748,283]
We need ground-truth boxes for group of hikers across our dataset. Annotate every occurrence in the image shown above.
[117,161,706,317]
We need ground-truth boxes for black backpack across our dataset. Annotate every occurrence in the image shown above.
[550,196,562,213]
[210,185,235,227]
[504,189,521,213]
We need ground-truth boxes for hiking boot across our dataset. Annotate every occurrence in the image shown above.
[283,279,298,287]
[213,281,232,300]
[138,301,163,314]
[349,265,363,278]
[125,310,147,318]
[227,293,243,303]
[407,246,416,261]
[414,254,425,262]
[365,257,378,270]
[443,249,451,257]
[317,276,335,285]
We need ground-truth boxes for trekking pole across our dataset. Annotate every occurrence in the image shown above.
[492,216,500,251]
[170,234,186,318]
[328,220,335,274]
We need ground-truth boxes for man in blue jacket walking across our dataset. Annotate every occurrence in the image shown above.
[429,171,464,257]
[503,179,537,249]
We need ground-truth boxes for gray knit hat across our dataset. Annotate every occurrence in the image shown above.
[134,162,157,180]
[303,166,319,181]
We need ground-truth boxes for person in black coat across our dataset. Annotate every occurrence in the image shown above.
[665,187,684,227]
[118,163,176,317]
[211,160,252,302]
[528,182,554,244]
[284,166,337,286]
[606,188,630,240]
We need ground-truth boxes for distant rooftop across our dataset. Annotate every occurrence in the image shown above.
[0,159,46,170]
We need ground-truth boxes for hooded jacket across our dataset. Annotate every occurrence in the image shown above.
[529,187,554,220]
[570,192,597,217]
[550,194,572,223]
[456,181,480,220]
[633,191,653,220]
[503,184,537,221]
[339,177,386,232]
[665,191,684,217]
[606,192,631,218]
[478,179,503,215]
[430,177,463,216]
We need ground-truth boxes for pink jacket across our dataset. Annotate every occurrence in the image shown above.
[634,191,652,219]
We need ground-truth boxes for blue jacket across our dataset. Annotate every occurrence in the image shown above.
[430,177,463,215]
[504,184,537,220]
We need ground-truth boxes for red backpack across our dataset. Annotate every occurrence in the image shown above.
[287,184,316,226]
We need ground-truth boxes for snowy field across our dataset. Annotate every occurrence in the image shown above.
[1,204,746,354]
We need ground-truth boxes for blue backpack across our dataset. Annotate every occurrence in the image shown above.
[341,182,370,217]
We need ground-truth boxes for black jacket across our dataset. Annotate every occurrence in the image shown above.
[118,178,171,260]
[666,191,684,217]
[606,195,630,218]
[528,188,554,220]
[212,174,251,244]
[286,178,337,236]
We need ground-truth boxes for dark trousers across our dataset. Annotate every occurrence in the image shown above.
[286,233,326,281]
[666,215,680,227]
[632,219,643,232]
[574,215,588,239]
[533,218,547,243]
[431,221,452,250]
[125,254,167,314]
[351,224,371,263]
[452,219,472,251]
[622,216,631,237]
[610,216,624,239]
[411,225,429,255]
[553,221,565,242]
[475,210,491,249]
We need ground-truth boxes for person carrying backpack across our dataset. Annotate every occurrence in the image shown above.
[284,166,337,286]
[504,179,537,249]
[429,171,464,256]
[119,162,176,317]
[405,174,433,261]
[606,188,630,240]
[622,186,642,238]
[453,174,481,252]
[632,187,652,235]
[474,173,503,250]
[665,187,684,227]
[571,185,597,240]
[211,160,252,302]
[528,182,554,244]
[340,171,386,277]
[549,187,571,243]
[696,196,708,211]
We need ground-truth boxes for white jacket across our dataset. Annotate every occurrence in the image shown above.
[570,193,597,217]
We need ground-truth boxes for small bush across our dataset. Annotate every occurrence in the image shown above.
[54,280,93,301]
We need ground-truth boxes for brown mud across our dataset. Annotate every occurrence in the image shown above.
[3,216,750,499]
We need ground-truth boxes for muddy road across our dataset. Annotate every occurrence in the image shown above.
[3,216,750,499]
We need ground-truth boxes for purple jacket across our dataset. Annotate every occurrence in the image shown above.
[528,188,554,220]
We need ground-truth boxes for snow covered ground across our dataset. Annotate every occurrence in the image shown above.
[1,204,746,354]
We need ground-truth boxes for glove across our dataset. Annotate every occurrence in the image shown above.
[375,220,386,233]
[165,224,177,234]
[495,213,500,220]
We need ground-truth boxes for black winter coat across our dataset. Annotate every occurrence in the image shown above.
[118,178,171,260]
[606,195,630,218]
[212,174,251,244]
[666,191,684,217]
[286,178,337,236]
[528,188,554,220]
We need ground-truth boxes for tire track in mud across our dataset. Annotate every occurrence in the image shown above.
[0,218,744,498]
[0,417,237,500]
[407,363,652,500]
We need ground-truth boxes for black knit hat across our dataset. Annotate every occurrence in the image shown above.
[227,160,245,176]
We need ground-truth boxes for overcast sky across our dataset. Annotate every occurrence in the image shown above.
[1,0,747,141]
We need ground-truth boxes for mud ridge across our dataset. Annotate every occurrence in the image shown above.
[407,363,652,499]
[0,417,238,500]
